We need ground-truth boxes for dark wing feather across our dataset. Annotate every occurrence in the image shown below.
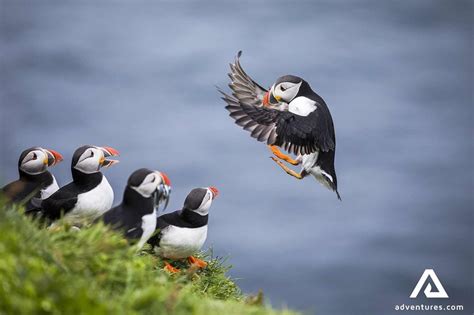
[228,51,268,107]
[40,183,78,220]
[222,93,335,155]
[220,92,279,145]
[101,206,144,241]
[125,226,144,240]
[275,109,335,154]
[2,180,43,212]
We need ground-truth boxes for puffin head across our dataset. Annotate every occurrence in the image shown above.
[127,168,172,210]
[18,147,63,175]
[263,75,308,106]
[72,145,119,174]
[183,186,219,216]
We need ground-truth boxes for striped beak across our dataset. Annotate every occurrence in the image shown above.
[45,149,63,166]
[155,172,172,212]
[262,89,280,107]
[99,146,120,168]
[209,186,219,199]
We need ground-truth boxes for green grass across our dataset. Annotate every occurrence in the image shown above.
[0,201,297,315]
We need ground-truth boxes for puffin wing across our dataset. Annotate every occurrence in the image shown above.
[227,51,268,107]
[275,108,336,154]
[100,206,144,241]
[124,225,144,240]
[223,95,335,155]
[2,180,39,204]
[222,93,279,144]
[40,184,78,220]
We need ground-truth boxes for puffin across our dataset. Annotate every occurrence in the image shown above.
[32,145,120,223]
[99,168,172,249]
[1,147,63,211]
[148,186,219,273]
[219,51,340,200]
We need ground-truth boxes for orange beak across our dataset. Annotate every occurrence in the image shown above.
[100,146,120,168]
[209,186,219,199]
[160,172,172,187]
[102,146,120,156]
[45,149,63,166]
[262,91,270,107]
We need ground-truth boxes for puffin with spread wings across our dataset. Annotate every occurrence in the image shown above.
[219,51,340,200]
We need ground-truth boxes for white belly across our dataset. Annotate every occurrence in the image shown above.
[40,176,59,199]
[66,176,114,223]
[136,213,157,249]
[156,225,207,259]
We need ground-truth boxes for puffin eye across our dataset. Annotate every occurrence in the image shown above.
[280,85,287,92]
[32,153,37,160]
[90,151,94,158]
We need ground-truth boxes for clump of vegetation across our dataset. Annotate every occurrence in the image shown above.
[0,202,297,315]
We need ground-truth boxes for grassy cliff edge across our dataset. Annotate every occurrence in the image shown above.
[0,202,297,315]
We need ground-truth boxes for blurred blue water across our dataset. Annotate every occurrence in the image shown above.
[1,1,472,314]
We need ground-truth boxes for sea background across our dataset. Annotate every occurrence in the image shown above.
[1,1,472,314]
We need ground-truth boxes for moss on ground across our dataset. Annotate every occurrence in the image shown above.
[0,202,297,315]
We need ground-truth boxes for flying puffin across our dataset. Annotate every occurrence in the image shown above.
[148,186,219,273]
[1,147,63,211]
[99,168,172,249]
[219,51,340,200]
[32,145,120,223]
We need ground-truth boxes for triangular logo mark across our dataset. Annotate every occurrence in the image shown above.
[410,269,449,299]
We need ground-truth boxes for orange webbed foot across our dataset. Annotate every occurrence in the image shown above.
[188,256,207,268]
[269,145,300,165]
[164,261,180,273]
[270,157,304,179]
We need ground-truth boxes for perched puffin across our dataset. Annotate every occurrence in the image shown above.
[33,145,120,223]
[1,147,63,211]
[100,168,172,249]
[148,186,219,273]
[219,51,340,200]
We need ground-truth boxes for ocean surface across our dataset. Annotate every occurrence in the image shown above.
[1,1,472,314]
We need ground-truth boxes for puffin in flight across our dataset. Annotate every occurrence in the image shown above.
[32,145,120,223]
[219,51,340,200]
[100,168,172,249]
[1,147,63,211]
[148,186,219,273]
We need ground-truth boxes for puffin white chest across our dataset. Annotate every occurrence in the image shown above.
[41,176,59,199]
[158,225,208,259]
[68,176,114,221]
[288,96,317,117]
[136,212,157,249]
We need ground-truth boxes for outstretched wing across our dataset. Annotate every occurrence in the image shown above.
[221,92,279,145]
[227,51,268,107]
[222,93,335,155]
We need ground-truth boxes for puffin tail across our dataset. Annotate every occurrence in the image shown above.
[315,150,341,201]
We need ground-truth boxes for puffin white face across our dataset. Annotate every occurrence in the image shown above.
[270,80,302,104]
[73,146,119,174]
[126,168,172,210]
[190,187,219,216]
[20,147,63,175]
[131,172,162,198]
